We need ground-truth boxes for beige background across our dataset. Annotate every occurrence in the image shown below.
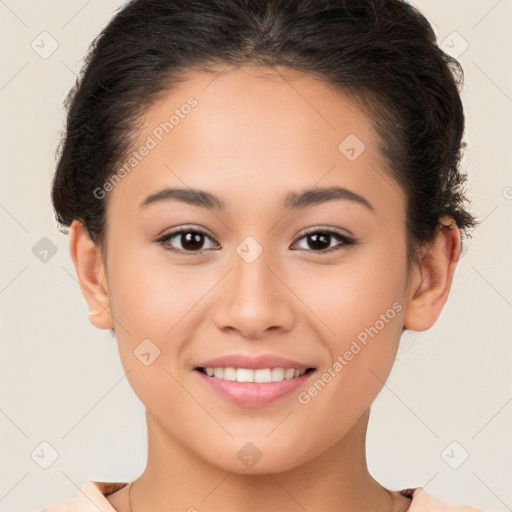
[1,1,511,511]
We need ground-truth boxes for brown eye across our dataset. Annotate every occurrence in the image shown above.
[293,229,356,253]
[156,228,219,254]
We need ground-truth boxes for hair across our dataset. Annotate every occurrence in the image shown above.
[52,0,479,276]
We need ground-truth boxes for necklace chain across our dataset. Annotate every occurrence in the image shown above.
[128,481,133,512]
[127,480,411,512]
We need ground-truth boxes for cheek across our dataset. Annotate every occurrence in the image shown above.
[107,239,194,333]
[291,250,404,407]
[106,242,219,383]
[106,247,198,410]
[293,249,405,345]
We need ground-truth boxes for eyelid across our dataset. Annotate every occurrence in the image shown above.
[155,225,219,254]
[156,225,357,254]
[295,225,353,240]
[155,223,214,239]
[291,226,356,252]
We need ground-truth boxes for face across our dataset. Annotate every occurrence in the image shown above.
[73,65,453,474]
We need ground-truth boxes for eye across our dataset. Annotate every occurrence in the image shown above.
[156,227,219,254]
[156,226,356,255]
[292,228,356,253]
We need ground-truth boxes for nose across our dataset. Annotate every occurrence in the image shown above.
[212,245,295,340]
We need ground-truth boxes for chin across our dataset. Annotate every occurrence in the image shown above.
[199,439,315,475]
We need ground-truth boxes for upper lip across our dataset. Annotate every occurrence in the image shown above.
[195,353,315,370]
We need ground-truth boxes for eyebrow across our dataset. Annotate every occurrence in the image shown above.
[139,186,374,213]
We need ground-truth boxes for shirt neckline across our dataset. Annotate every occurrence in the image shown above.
[91,481,415,509]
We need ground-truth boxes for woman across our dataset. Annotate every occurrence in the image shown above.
[41,0,484,510]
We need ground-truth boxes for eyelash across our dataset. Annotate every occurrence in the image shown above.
[155,226,356,255]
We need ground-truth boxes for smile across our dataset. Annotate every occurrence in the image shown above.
[194,366,317,407]
[197,366,315,382]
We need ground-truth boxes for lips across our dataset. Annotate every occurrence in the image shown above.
[194,365,316,406]
[193,353,317,406]
[195,353,315,371]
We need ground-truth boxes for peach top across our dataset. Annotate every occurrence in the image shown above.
[36,480,487,512]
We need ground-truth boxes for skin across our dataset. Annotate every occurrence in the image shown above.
[69,65,460,512]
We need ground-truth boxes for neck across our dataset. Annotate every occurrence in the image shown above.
[126,408,406,512]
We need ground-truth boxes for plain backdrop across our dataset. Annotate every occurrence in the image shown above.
[0,1,511,511]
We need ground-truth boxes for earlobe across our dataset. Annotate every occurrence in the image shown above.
[403,216,461,332]
[69,220,114,330]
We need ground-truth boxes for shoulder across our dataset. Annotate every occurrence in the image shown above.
[406,487,488,511]
[36,481,128,512]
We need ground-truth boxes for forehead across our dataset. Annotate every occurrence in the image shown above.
[140,65,379,164]
[108,65,404,221]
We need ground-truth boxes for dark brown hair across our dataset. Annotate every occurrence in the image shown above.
[51,0,479,271]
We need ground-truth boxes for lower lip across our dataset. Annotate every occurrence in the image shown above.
[194,369,316,407]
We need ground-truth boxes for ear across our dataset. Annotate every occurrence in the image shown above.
[69,220,114,330]
[403,216,461,332]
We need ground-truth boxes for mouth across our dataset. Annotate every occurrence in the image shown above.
[195,366,316,382]
[193,366,317,407]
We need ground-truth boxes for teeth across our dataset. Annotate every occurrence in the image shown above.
[223,367,236,381]
[201,367,308,382]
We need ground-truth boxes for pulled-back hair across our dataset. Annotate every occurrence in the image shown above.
[51,0,478,270]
